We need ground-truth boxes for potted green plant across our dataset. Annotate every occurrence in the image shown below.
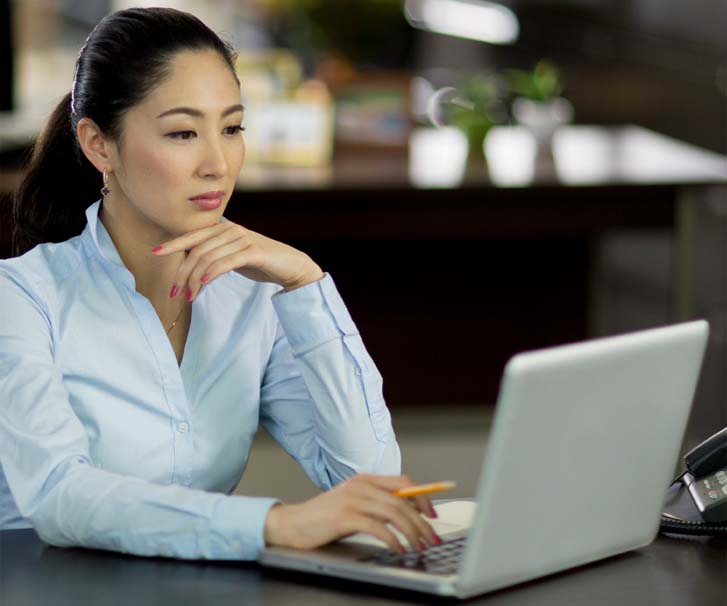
[441,72,506,163]
[506,59,573,148]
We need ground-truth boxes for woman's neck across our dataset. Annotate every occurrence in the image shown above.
[99,199,189,318]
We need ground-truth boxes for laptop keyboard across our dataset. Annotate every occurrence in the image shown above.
[357,536,466,575]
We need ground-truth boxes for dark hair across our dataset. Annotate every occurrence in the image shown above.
[11,7,239,257]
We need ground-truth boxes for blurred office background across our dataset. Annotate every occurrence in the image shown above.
[0,0,725,501]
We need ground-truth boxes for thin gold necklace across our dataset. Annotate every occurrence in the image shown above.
[166,305,187,335]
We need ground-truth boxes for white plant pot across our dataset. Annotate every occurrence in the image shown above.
[408,126,469,187]
[484,126,537,186]
[512,96,574,147]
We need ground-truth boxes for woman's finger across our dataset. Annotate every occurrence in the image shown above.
[179,239,250,300]
[360,475,438,519]
[152,221,231,255]
[341,514,407,554]
[357,496,426,551]
[411,495,438,519]
[349,476,439,548]
[182,240,252,300]
[171,227,241,298]
[365,487,440,548]
[356,496,435,552]
[190,245,274,300]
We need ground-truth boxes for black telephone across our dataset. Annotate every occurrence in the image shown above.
[659,427,727,536]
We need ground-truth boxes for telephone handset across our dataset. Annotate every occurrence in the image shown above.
[660,427,727,536]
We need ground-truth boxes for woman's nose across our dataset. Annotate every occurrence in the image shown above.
[199,140,228,177]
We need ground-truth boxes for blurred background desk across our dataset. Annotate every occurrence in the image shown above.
[0,125,725,416]
[219,127,726,418]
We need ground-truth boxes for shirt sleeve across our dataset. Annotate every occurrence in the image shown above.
[260,273,401,490]
[0,270,279,560]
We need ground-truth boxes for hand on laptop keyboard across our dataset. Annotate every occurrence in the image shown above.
[263,474,443,554]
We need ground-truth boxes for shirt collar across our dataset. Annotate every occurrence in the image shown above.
[82,199,230,291]
[82,198,136,289]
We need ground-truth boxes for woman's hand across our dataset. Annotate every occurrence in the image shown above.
[264,474,443,553]
[151,221,325,301]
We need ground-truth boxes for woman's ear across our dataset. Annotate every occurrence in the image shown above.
[76,117,115,173]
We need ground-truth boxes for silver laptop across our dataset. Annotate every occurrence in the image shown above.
[259,320,709,598]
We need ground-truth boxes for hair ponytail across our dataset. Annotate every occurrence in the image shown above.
[11,7,239,258]
[12,92,102,256]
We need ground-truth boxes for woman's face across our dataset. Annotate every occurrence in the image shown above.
[109,49,245,239]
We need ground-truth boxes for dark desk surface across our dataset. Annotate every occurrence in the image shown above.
[1,528,725,606]
[3,488,726,606]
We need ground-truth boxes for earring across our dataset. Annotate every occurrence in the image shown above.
[101,171,111,196]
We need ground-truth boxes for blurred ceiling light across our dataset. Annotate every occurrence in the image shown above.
[404,0,519,45]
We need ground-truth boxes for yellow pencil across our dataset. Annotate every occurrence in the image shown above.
[393,481,457,498]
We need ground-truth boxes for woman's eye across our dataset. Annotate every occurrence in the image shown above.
[168,130,195,140]
[167,126,245,140]
[225,125,246,135]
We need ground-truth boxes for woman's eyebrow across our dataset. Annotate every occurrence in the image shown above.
[156,104,244,119]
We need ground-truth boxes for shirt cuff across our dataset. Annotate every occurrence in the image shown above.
[271,273,357,354]
[208,495,280,560]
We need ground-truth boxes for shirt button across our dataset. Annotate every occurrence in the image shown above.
[230,539,241,552]
[178,422,190,433]
[354,368,362,376]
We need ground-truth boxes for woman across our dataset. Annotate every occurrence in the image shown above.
[0,7,440,560]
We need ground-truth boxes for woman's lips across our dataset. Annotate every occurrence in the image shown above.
[190,196,222,210]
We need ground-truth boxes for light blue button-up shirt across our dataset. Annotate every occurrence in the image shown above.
[0,199,400,559]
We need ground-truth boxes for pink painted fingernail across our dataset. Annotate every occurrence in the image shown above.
[200,274,209,283]
[169,284,178,298]
[185,288,192,302]
[398,545,407,554]
[152,245,163,253]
